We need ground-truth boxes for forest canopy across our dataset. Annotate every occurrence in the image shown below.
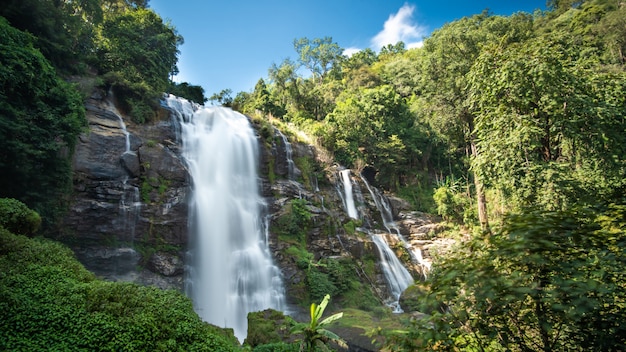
[0,0,624,350]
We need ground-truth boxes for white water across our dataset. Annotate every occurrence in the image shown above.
[371,234,414,312]
[164,95,285,342]
[339,169,359,219]
[106,91,141,242]
[360,175,431,276]
[276,129,295,180]
[338,169,413,310]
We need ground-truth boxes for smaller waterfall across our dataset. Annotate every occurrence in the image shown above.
[119,177,141,241]
[276,129,296,180]
[337,168,413,310]
[338,169,359,219]
[371,234,414,312]
[360,175,431,277]
[106,91,141,243]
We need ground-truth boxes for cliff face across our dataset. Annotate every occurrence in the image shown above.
[60,90,189,289]
[61,92,443,309]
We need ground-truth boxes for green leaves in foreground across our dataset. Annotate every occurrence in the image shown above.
[0,229,239,351]
[388,205,626,351]
[291,294,347,352]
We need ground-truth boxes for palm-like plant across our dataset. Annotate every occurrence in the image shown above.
[291,294,347,352]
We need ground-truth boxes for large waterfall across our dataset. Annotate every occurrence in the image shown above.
[164,95,285,342]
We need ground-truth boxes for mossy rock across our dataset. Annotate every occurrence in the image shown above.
[399,283,442,315]
[244,309,296,348]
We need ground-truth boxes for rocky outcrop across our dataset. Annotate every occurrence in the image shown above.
[60,90,189,290]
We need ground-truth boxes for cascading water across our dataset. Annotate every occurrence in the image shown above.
[276,129,296,180]
[338,169,359,219]
[164,95,285,342]
[371,234,414,312]
[107,90,141,244]
[338,169,412,311]
[359,176,432,276]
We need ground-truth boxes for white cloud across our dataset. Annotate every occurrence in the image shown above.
[343,47,362,57]
[371,3,426,51]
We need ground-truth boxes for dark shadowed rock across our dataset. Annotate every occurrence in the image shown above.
[61,91,189,290]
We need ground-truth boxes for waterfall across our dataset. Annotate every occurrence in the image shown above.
[276,129,295,180]
[338,169,359,219]
[164,95,285,342]
[371,234,414,312]
[359,175,431,277]
[105,90,141,243]
[337,168,412,311]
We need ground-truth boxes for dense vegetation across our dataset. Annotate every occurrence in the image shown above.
[0,0,625,350]
[0,198,239,351]
[0,0,205,230]
[233,0,626,350]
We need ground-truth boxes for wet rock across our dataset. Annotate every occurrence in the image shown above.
[147,251,184,277]
[61,92,189,289]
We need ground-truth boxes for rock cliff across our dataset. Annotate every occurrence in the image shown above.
[60,90,189,289]
[61,91,443,313]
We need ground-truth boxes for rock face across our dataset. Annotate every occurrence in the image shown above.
[61,90,446,318]
[60,90,189,289]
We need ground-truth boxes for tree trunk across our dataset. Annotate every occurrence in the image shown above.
[471,141,490,233]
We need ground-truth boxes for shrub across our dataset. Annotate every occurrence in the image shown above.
[0,198,41,236]
[0,229,239,351]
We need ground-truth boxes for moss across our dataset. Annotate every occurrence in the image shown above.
[245,309,295,348]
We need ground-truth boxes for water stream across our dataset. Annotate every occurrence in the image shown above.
[360,175,431,276]
[164,95,285,342]
[276,129,295,180]
[338,169,359,219]
[337,169,413,311]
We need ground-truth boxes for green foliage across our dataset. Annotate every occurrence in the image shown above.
[293,37,343,83]
[0,0,103,73]
[291,295,347,352]
[0,18,86,228]
[0,229,239,351]
[468,33,626,211]
[95,6,182,123]
[276,198,312,244]
[294,156,317,189]
[394,205,626,351]
[433,179,475,225]
[253,342,300,352]
[306,270,337,304]
[168,81,207,104]
[245,309,296,348]
[0,198,41,236]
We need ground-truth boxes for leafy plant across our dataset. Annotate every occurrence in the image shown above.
[0,198,41,236]
[291,294,347,352]
[394,205,626,351]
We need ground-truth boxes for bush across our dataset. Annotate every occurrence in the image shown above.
[253,342,299,352]
[245,309,295,348]
[0,229,239,351]
[0,198,41,236]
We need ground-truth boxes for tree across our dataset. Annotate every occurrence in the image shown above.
[417,11,535,230]
[95,6,183,122]
[209,88,233,107]
[326,85,419,189]
[268,58,299,110]
[0,0,103,72]
[390,205,626,351]
[167,81,206,105]
[291,294,347,352]
[468,36,626,210]
[293,37,343,83]
[0,18,86,228]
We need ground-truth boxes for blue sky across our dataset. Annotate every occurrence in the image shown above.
[148,1,547,97]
